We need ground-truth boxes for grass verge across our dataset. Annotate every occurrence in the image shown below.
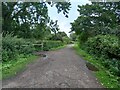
[50,45,67,51]
[1,55,39,80]
[73,44,120,88]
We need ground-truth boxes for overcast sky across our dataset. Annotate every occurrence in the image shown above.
[47,0,91,36]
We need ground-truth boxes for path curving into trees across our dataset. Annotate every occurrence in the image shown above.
[3,45,103,88]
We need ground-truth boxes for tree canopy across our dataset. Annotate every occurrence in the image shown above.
[2,1,71,38]
[70,2,120,43]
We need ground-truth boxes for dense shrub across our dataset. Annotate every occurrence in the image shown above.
[44,41,64,50]
[84,35,120,76]
[2,34,64,62]
[34,40,64,51]
[85,35,120,59]
[2,34,35,62]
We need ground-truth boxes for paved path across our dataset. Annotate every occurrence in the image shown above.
[2,45,103,88]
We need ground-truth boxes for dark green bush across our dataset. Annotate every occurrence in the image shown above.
[2,34,18,62]
[2,34,64,62]
[34,40,64,51]
[85,35,120,59]
[2,34,35,62]
[84,35,120,76]
[43,41,64,51]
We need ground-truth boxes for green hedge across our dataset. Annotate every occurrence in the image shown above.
[2,34,35,62]
[85,35,120,59]
[2,34,64,62]
[34,40,64,51]
[84,35,120,77]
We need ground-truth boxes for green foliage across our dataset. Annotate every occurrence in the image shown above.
[44,41,63,51]
[62,36,71,44]
[84,35,120,77]
[2,34,35,62]
[49,31,70,43]
[1,55,38,79]
[70,2,120,88]
[2,33,65,62]
[85,35,120,59]
[70,32,77,41]
[74,44,120,88]
[34,40,64,51]
[71,2,120,43]
[2,2,71,38]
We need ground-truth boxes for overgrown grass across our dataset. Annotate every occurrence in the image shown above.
[74,44,120,88]
[34,40,64,51]
[1,55,39,80]
[50,45,67,51]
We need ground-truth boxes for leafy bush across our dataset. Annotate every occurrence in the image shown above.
[44,41,64,50]
[2,34,64,62]
[84,35,120,77]
[2,34,35,62]
[2,34,18,62]
[34,40,64,51]
[85,35,120,59]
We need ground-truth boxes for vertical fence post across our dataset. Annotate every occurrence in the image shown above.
[41,40,44,51]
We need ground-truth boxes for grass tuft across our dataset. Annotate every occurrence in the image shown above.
[50,45,67,51]
[1,55,39,80]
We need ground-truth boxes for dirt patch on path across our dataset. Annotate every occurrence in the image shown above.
[2,45,103,88]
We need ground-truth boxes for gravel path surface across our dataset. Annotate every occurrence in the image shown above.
[2,45,103,88]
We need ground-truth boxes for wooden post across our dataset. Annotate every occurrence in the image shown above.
[41,40,44,51]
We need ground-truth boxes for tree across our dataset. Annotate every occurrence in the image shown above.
[71,2,120,43]
[2,1,71,38]
[49,20,59,35]
[70,32,77,41]
[50,31,68,42]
